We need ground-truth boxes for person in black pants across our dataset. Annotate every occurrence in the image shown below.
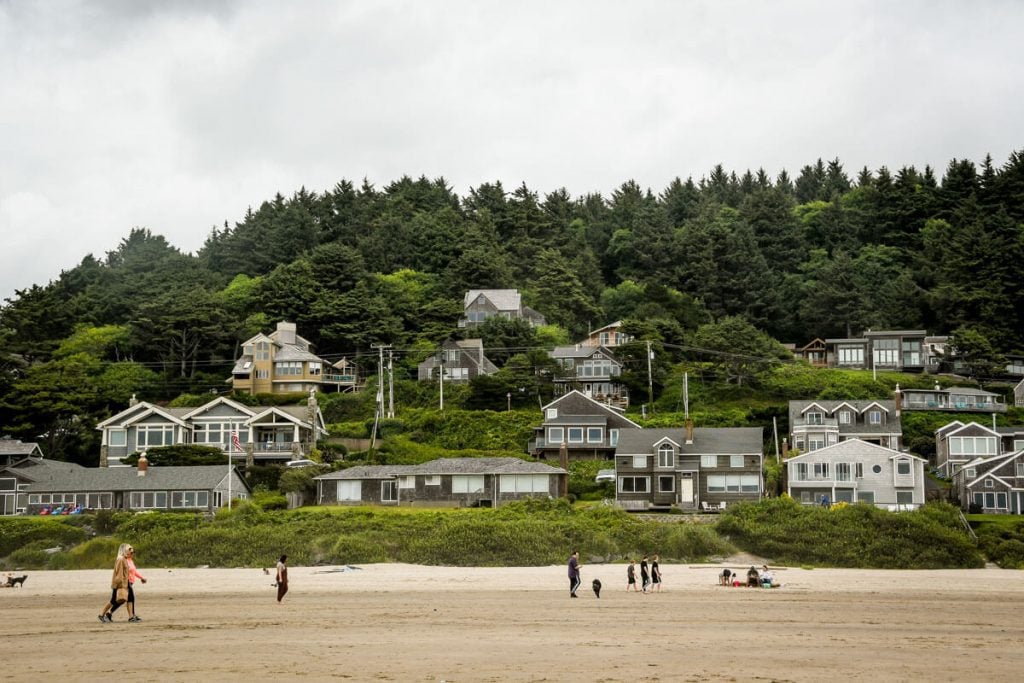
[568,550,581,598]
[640,556,650,593]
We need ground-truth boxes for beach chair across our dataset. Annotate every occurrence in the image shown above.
[701,501,713,512]
[718,501,727,511]
[38,506,52,516]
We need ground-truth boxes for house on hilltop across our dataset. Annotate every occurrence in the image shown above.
[417,339,498,382]
[231,321,358,394]
[459,289,546,328]
[528,390,640,462]
[934,420,1024,478]
[97,394,326,467]
[549,344,629,409]
[896,383,1006,414]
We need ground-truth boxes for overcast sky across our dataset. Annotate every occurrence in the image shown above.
[2,0,1022,302]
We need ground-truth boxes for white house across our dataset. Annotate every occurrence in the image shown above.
[786,439,926,511]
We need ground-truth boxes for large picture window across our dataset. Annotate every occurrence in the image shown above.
[130,491,168,509]
[171,491,209,508]
[108,429,127,447]
[499,474,550,493]
[619,476,649,493]
[337,481,361,501]
[707,475,759,493]
[452,475,485,493]
[137,425,175,447]
[949,436,997,456]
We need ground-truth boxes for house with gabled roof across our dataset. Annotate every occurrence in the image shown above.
[795,338,827,367]
[459,289,546,328]
[581,321,633,349]
[786,439,926,510]
[417,338,499,382]
[549,344,629,409]
[314,457,566,507]
[953,448,1024,514]
[788,399,901,453]
[231,321,354,394]
[934,420,1024,478]
[0,438,43,467]
[97,393,326,467]
[1015,378,1024,407]
[528,390,640,461]
[613,424,763,511]
[1,457,249,515]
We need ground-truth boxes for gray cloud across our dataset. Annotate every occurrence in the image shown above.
[2,0,1022,300]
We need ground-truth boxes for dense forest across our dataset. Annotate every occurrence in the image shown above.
[2,152,1023,463]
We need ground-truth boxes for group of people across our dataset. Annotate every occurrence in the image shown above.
[626,555,662,593]
[719,565,779,588]
[567,551,664,598]
[97,543,146,623]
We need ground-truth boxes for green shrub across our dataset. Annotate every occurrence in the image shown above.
[0,518,88,557]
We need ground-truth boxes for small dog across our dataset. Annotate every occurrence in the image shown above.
[592,578,602,598]
[5,575,27,588]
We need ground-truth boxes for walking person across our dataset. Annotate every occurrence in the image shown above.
[98,543,131,623]
[626,559,639,591]
[640,555,650,593]
[567,550,581,598]
[107,545,147,622]
[276,554,289,603]
[651,554,662,593]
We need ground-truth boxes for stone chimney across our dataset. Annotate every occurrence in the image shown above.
[893,383,902,417]
[137,452,148,477]
[276,321,297,345]
[685,419,694,445]
[559,440,569,497]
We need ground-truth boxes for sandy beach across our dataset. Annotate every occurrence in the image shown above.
[3,562,1024,682]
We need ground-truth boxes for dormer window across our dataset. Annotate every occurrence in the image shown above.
[896,460,911,475]
[657,444,674,468]
[869,410,881,425]
[806,411,823,425]
[839,411,851,425]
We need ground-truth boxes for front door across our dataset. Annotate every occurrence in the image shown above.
[679,476,694,506]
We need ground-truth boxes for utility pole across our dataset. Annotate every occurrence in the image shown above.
[646,340,654,414]
[438,350,445,411]
[387,349,395,418]
[371,344,390,420]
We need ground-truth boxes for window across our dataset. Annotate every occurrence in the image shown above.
[1014,439,1024,452]
[452,475,485,493]
[130,491,168,509]
[730,455,744,468]
[308,362,321,376]
[836,463,851,482]
[500,474,550,493]
[610,429,619,447]
[658,444,674,468]
[805,412,823,425]
[813,462,829,478]
[567,428,584,443]
[896,460,911,475]
[965,468,977,479]
[949,436,997,456]
[109,429,127,447]
[171,491,209,508]
[872,464,882,474]
[137,425,175,447]
[381,481,398,502]
[896,491,913,505]
[902,340,921,367]
[868,411,882,425]
[275,361,303,376]
[547,427,564,444]
[834,490,854,503]
[587,427,603,444]
[337,480,361,501]
[973,492,984,508]
[708,475,759,492]
[837,346,864,365]
[399,476,416,489]
[425,475,440,486]
[838,411,851,425]
[546,408,558,419]
[984,479,994,488]
[659,476,674,492]
[858,491,875,504]
[808,437,825,451]
[632,455,647,468]
[1016,463,1024,477]
[256,369,269,380]
[801,491,813,503]
[794,438,805,451]
[619,476,649,493]
[793,463,807,481]
[701,455,718,468]
[256,342,270,360]
[873,338,899,366]
[855,463,864,478]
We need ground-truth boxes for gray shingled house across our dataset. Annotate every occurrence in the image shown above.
[613,424,764,511]
[3,457,249,514]
[788,399,902,453]
[528,390,640,461]
[315,457,566,507]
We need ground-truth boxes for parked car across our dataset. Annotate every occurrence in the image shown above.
[285,459,318,468]
[595,469,615,483]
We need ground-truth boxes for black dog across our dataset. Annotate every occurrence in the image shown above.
[4,575,27,588]
[592,578,602,598]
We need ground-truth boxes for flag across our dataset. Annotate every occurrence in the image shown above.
[231,431,242,453]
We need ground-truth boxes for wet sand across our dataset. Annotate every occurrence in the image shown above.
[3,563,1024,681]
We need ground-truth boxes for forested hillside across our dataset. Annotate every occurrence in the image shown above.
[2,153,1023,463]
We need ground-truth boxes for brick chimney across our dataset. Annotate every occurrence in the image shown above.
[137,452,148,477]
[559,440,569,497]
[782,438,789,459]
[894,383,902,417]
[685,419,694,445]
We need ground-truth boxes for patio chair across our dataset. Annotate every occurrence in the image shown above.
[718,501,727,511]
[700,501,712,512]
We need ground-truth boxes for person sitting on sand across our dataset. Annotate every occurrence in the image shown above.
[760,565,779,588]
[746,566,760,587]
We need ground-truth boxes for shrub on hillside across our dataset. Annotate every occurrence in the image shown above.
[976,519,1024,569]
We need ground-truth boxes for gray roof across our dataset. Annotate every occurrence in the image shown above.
[21,462,244,493]
[547,415,608,426]
[789,400,901,434]
[272,344,324,363]
[615,427,763,455]
[550,345,618,361]
[904,386,1000,397]
[465,289,520,311]
[316,457,566,481]
[862,330,927,337]
[0,439,41,456]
